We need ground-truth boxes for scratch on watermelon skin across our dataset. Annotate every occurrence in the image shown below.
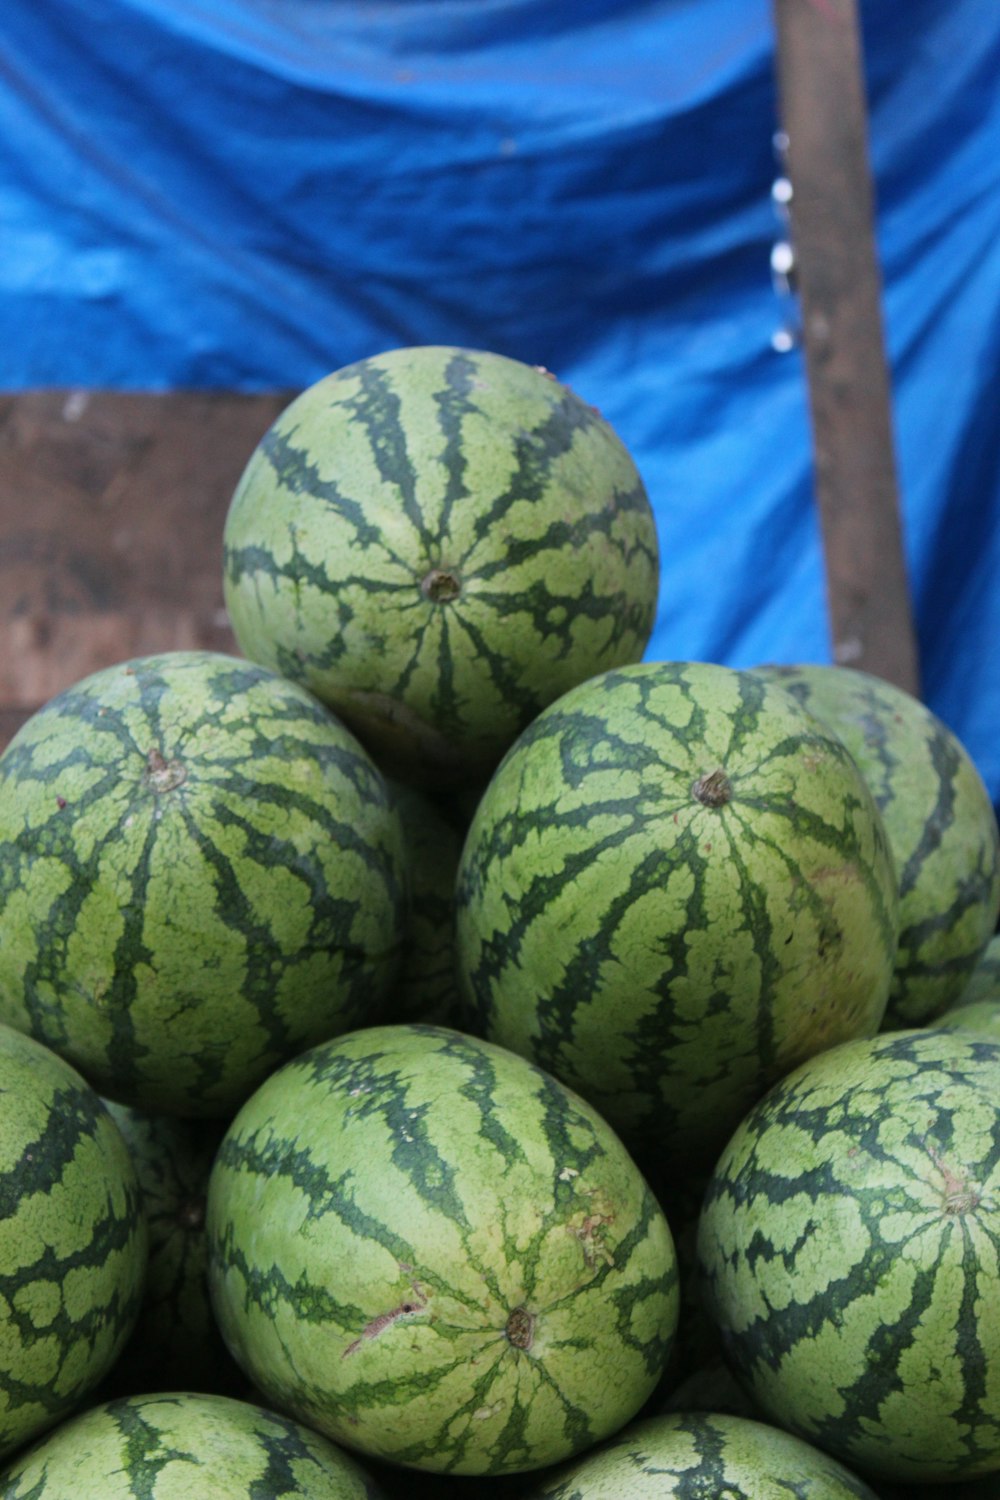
[753,664,1000,1028]
[697,1028,1000,1485]
[0,1026,147,1461]
[205,1024,679,1477]
[454,660,899,1168]
[0,1391,389,1497]
[0,651,408,1117]
[525,1412,882,1498]
[222,347,659,785]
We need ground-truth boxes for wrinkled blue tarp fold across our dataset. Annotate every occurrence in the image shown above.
[2,1,999,807]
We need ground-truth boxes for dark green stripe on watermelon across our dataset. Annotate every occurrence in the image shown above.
[222,346,659,785]
[697,1028,1000,1484]
[206,1023,678,1476]
[455,660,899,1167]
[0,651,407,1116]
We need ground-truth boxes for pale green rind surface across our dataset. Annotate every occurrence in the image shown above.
[0,651,407,1115]
[455,660,899,1165]
[206,1023,679,1476]
[222,346,659,784]
[524,1412,880,1498]
[0,1025,147,1459]
[697,1028,1000,1484]
[0,1392,387,1498]
[753,664,1000,1027]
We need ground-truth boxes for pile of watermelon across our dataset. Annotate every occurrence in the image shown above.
[0,345,999,1498]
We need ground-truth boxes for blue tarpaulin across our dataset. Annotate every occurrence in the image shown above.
[2,1,999,806]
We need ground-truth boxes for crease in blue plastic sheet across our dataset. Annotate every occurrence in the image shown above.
[2,0,999,813]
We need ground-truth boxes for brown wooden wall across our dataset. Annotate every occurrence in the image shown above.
[0,391,290,752]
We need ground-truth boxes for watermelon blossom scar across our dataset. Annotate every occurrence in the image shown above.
[504,1306,534,1349]
[421,567,461,602]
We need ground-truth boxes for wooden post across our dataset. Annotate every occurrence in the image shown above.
[771,0,920,696]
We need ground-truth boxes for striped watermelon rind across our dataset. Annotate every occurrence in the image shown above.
[0,1391,388,1497]
[0,651,407,1116]
[0,1025,147,1459]
[222,346,659,784]
[696,1027,1000,1484]
[205,1023,679,1476]
[524,1412,881,1498]
[752,663,1000,1027]
[455,660,899,1165]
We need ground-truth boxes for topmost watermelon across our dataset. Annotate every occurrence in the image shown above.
[222,346,659,785]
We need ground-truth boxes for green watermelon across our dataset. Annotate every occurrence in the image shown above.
[933,934,1000,1041]
[0,1024,147,1459]
[524,1412,881,1498]
[752,663,1000,1027]
[935,998,1000,1044]
[221,346,659,785]
[455,660,899,1166]
[98,1104,244,1399]
[0,1392,387,1498]
[205,1023,678,1476]
[0,650,407,1116]
[953,932,1000,1008]
[696,1027,1000,1484]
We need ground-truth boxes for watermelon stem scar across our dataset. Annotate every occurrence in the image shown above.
[505,1306,535,1350]
[692,767,732,807]
[144,747,187,793]
[421,567,462,602]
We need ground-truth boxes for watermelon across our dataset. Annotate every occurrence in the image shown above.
[381,780,465,1027]
[0,650,407,1116]
[221,346,659,785]
[0,1024,147,1459]
[98,1103,244,1399]
[0,1392,387,1498]
[455,659,899,1166]
[935,998,1000,1044]
[696,1027,1000,1484]
[934,934,1000,1041]
[953,932,1000,1008]
[524,1412,881,1498]
[752,664,1000,1027]
[205,1023,679,1476]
